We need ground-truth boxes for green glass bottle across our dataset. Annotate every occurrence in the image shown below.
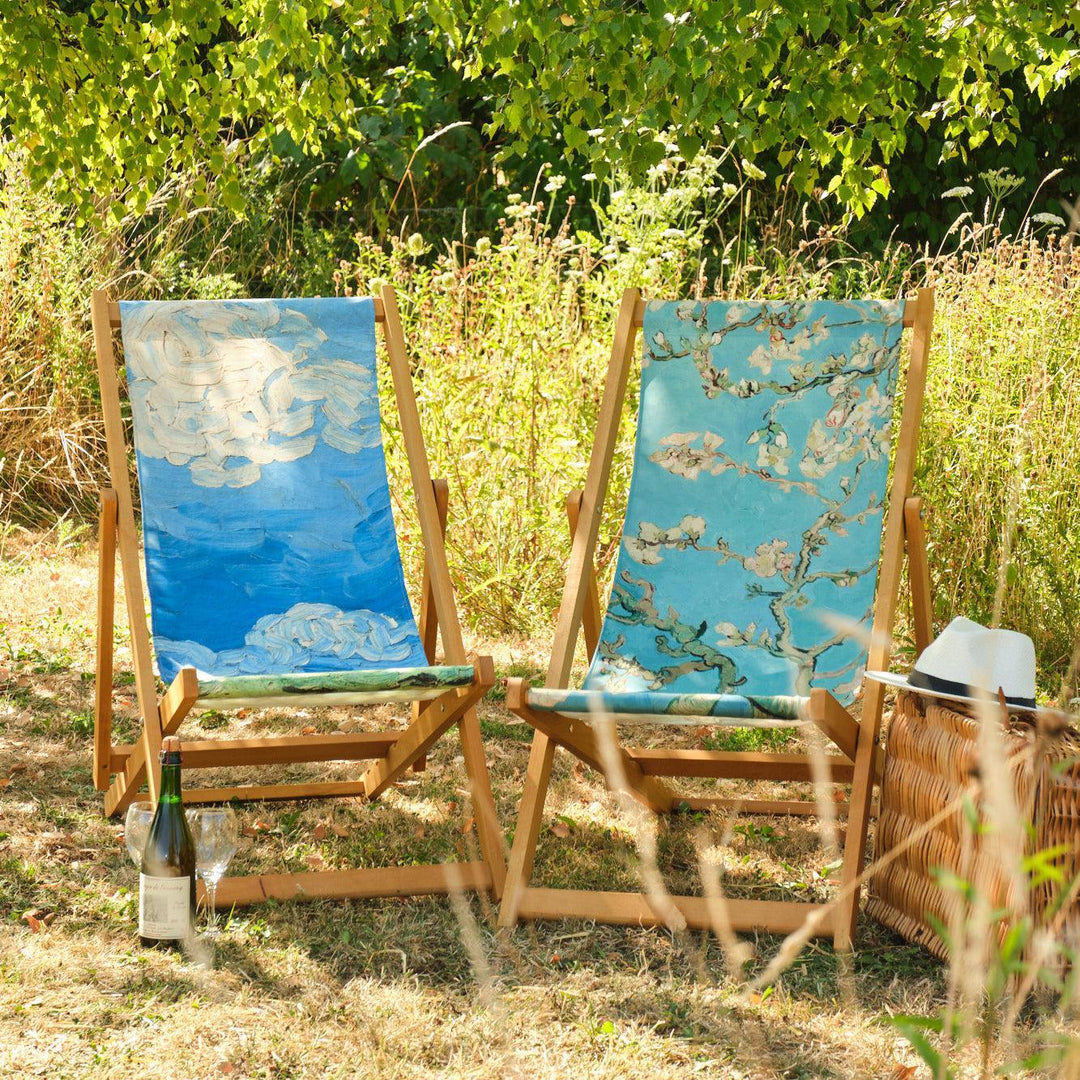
[139,736,196,949]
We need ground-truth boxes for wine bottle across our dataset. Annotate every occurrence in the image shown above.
[139,736,196,949]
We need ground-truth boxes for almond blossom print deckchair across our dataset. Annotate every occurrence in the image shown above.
[91,287,505,906]
[499,288,934,949]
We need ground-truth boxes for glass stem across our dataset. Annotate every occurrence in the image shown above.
[207,880,218,933]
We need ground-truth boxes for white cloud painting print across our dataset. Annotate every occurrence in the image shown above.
[120,297,428,682]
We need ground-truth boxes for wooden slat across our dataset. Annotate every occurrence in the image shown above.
[379,289,509,889]
[94,488,118,791]
[514,886,834,934]
[904,495,934,656]
[110,732,401,772]
[160,667,199,728]
[104,667,198,816]
[509,692,677,814]
[361,665,491,800]
[808,688,859,761]
[548,288,640,688]
[837,287,935,949]
[500,290,642,924]
[93,289,165,810]
[211,860,492,907]
[417,478,449,664]
[497,725,558,926]
[380,286,466,665]
[627,748,855,781]
[565,489,603,662]
[183,781,371,804]
[109,298,387,327]
[410,477,450,775]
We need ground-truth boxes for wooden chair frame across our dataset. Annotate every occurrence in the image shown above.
[91,286,506,906]
[499,287,935,949]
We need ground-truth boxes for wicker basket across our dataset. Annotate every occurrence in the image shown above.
[867,691,1080,960]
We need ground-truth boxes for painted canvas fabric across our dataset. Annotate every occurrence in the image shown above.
[565,299,905,710]
[120,297,429,684]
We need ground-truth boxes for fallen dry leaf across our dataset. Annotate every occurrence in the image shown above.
[331,824,349,838]
[312,824,327,841]
[305,854,325,869]
[889,1066,919,1080]
[8,764,27,775]
[414,824,426,839]
[21,909,54,933]
[301,725,317,735]
[0,778,9,789]
[550,821,571,839]
[461,816,475,835]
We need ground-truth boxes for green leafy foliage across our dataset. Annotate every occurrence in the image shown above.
[444,0,1079,216]
[2,1,1077,223]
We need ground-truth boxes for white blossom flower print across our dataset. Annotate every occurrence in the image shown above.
[741,538,796,579]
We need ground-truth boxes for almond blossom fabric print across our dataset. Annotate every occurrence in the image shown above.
[584,298,905,705]
[120,297,428,683]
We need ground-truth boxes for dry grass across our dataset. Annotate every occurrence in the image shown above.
[7,532,1077,1078]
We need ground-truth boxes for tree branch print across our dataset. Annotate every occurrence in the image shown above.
[602,572,747,693]
[597,300,904,697]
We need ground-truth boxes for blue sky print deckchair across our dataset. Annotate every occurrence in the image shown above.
[500,288,935,948]
[91,287,505,906]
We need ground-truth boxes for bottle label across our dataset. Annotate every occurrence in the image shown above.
[138,874,192,940]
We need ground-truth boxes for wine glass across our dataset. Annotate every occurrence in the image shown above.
[124,801,155,868]
[185,807,238,935]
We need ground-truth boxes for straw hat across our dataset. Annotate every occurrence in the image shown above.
[865,616,1037,711]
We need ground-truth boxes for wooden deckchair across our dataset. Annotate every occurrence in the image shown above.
[499,288,935,949]
[91,287,505,906]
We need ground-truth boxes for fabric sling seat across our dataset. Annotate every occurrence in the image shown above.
[499,287,936,949]
[91,288,505,907]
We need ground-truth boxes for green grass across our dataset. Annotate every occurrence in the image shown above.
[0,538,1077,1076]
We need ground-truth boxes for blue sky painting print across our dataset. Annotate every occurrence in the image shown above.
[120,297,428,683]
[584,299,906,706]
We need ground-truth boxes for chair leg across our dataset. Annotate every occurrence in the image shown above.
[457,706,508,900]
[832,684,886,950]
[94,488,118,792]
[499,731,557,928]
